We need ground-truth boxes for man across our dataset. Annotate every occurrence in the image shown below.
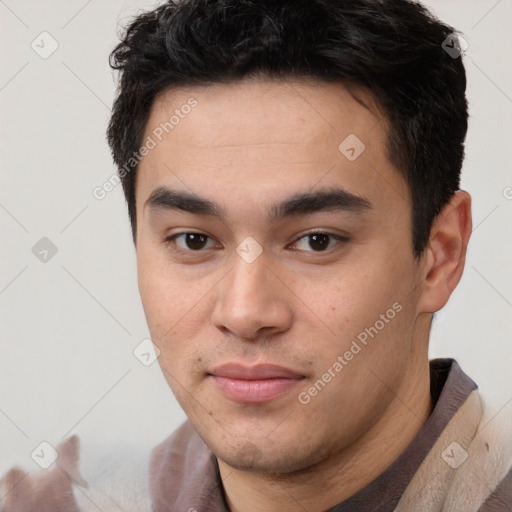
[1,0,511,510]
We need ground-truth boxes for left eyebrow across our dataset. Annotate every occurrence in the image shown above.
[269,187,373,221]
[143,185,372,221]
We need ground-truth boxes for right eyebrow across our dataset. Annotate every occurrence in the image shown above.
[144,187,227,217]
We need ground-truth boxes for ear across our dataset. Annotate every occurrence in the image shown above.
[417,190,472,314]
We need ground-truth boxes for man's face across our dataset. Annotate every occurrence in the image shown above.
[135,79,426,473]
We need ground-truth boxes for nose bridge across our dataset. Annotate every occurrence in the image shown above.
[228,245,273,306]
[212,243,292,339]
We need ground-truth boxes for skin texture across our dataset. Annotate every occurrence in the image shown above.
[135,79,472,512]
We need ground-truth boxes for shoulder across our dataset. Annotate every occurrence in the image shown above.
[395,383,512,511]
[478,467,512,511]
[149,419,220,510]
[473,392,512,511]
[447,388,512,511]
[150,419,211,487]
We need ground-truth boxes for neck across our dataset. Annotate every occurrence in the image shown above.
[218,355,433,512]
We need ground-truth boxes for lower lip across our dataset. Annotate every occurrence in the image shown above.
[211,376,304,403]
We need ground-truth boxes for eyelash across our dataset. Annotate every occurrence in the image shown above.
[163,231,349,255]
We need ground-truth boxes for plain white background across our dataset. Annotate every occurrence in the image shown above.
[0,0,511,475]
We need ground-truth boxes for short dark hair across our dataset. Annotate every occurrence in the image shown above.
[106,0,468,257]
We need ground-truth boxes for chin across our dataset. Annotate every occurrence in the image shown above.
[213,437,331,476]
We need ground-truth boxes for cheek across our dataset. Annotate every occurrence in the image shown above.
[137,245,186,341]
[137,239,190,310]
[298,261,411,359]
[292,266,386,330]
[137,247,214,359]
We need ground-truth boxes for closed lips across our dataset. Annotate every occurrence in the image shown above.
[209,363,304,380]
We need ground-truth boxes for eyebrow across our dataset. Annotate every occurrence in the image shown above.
[144,185,372,221]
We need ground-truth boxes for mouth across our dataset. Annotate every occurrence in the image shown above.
[208,363,305,404]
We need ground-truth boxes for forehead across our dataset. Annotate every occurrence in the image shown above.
[135,79,409,221]
[148,78,384,148]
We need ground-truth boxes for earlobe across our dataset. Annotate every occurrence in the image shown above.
[417,190,472,314]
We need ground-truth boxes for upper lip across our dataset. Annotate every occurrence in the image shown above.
[209,363,304,380]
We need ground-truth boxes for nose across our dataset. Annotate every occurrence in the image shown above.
[211,246,293,341]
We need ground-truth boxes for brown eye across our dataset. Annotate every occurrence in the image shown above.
[168,233,216,251]
[292,232,346,252]
[308,233,330,251]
